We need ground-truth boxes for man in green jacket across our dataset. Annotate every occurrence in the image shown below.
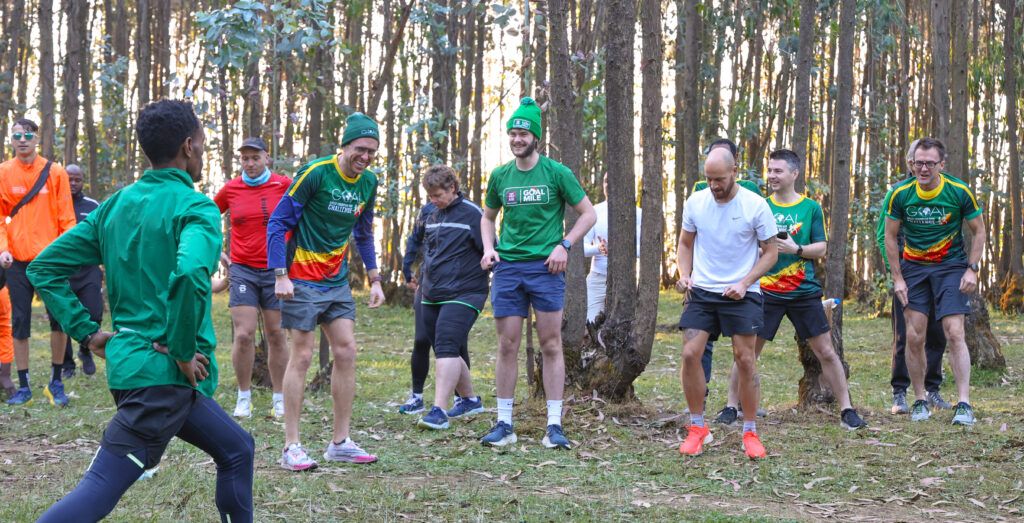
[28,100,254,523]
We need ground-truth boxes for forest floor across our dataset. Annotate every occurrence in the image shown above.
[1,290,1022,522]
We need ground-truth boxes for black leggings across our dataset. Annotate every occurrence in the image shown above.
[37,393,255,523]
[410,298,433,394]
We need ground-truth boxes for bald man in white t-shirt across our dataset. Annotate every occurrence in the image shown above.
[675,147,778,460]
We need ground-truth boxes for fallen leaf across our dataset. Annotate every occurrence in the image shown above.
[969,498,987,509]
[804,477,833,490]
[920,477,944,487]
[631,500,652,508]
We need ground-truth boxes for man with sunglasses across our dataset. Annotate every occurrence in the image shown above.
[0,118,77,406]
[883,137,985,426]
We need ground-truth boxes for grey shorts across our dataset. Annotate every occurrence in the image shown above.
[281,281,356,331]
[228,263,280,310]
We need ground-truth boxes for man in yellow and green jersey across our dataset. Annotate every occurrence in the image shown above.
[883,137,985,427]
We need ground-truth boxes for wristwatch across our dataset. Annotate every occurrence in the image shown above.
[969,262,980,272]
[560,239,572,251]
[370,274,382,284]
[274,267,289,277]
[796,245,804,257]
[81,330,97,349]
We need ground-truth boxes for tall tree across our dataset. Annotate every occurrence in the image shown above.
[1002,0,1023,296]
[791,0,816,189]
[930,0,951,144]
[136,0,151,107]
[39,0,56,159]
[817,0,856,406]
[0,0,26,156]
[62,0,87,164]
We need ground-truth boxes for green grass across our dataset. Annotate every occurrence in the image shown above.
[2,291,1022,522]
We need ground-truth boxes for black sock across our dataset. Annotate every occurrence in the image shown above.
[51,364,62,383]
[17,369,29,388]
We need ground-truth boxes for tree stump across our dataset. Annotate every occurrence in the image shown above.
[999,273,1024,314]
[965,292,1006,370]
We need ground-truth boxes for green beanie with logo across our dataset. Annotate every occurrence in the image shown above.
[506,97,542,140]
[341,112,380,146]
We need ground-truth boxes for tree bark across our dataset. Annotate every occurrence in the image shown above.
[470,4,486,205]
[948,0,970,180]
[39,0,56,159]
[61,0,86,165]
[930,0,951,143]
[136,0,151,107]
[792,0,816,189]
[817,0,856,407]
[680,0,701,191]
[0,0,26,157]
[1003,0,1023,283]
[81,5,99,192]
[548,0,587,353]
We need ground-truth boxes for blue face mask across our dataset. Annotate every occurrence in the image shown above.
[241,166,271,187]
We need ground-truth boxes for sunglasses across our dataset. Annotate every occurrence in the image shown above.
[12,132,35,141]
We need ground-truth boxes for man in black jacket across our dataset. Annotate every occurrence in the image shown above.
[413,165,489,430]
[59,164,103,378]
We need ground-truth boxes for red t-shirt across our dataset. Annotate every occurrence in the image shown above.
[214,173,291,268]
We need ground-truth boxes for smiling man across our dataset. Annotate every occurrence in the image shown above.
[267,112,385,471]
[0,118,76,407]
[884,137,985,426]
[479,97,596,450]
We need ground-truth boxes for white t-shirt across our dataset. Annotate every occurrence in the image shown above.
[583,201,642,275]
[681,187,778,294]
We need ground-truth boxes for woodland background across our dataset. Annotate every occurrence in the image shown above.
[0,0,1021,393]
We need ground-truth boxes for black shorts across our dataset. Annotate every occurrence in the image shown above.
[102,385,198,469]
[7,261,61,339]
[678,287,764,341]
[50,266,104,334]
[900,260,971,320]
[228,263,280,310]
[759,294,830,341]
[418,301,480,359]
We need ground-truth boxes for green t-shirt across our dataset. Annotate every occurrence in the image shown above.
[760,195,827,299]
[484,155,587,261]
[693,179,762,195]
[886,173,981,264]
[287,154,378,285]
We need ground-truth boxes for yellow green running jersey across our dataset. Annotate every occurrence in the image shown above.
[760,195,827,299]
[886,173,981,264]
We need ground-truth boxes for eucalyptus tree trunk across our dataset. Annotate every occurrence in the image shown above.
[61,0,86,164]
[1000,0,1024,312]
[0,0,26,157]
[39,0,56,159]
[791,0,816,190]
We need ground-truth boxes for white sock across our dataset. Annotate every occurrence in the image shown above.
[546,400,563,426]
[272,392,283,403]
[237,389,251,400]
[497,397,514,425]
[412,392,423,400]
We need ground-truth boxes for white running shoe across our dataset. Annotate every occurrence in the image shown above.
[233,395,252,418]
[271,397,285,419]
[280,443,317,472]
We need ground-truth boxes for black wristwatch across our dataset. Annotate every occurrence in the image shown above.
[81,331,97,350]
[560,239,572,251]
[796,245,804,257]
[969,262,980,272]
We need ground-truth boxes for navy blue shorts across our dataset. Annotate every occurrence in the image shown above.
[678,287,764,340]
[491,259,565,317]
[900,260,971,320]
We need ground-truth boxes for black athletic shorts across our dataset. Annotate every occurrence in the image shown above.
[50,266,104,334]
[7,261,61,339]
[678,287,764,341]
[900,259,971,320]
[759,294,830,341]
[418,301,480,359]
[101,385,197,469]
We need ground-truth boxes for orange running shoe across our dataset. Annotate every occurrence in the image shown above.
[679,425,713,456]
[742,431,767,459]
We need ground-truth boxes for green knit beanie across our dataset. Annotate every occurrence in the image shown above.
[506,97,542,140]
[341,112,380,146]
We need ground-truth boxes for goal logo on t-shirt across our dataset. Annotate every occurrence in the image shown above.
[504,185,550,206]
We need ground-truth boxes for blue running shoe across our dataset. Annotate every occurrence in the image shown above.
[418,406,450,430]
[44,381,69,407]
[480,421,517,447]
[6,386,32,406]
[542,424,571,449]
[447,396,484,418]
[398,393,424,415]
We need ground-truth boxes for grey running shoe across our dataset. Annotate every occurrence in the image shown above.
[910,399,931,421]
[951,402,975,426]
[280,443,317,472]
[891,391,909,414]
[927,390,952,410]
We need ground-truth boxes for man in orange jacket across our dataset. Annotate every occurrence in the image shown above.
[0,118,77,406]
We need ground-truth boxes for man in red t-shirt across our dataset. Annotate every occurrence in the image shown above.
[214,137,291,419]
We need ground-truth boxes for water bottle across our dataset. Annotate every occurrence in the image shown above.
[822,298,841,310]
